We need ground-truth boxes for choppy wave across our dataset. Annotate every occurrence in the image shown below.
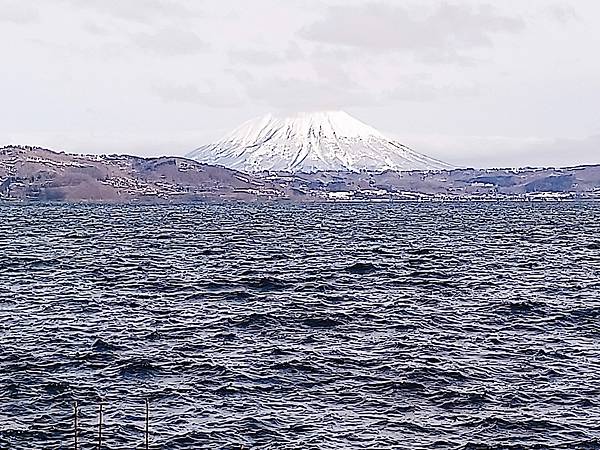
[1,202,600,449]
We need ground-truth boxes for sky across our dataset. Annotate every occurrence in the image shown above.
[0,0,598,168]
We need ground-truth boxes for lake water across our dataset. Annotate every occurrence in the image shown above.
[1,203,600,449]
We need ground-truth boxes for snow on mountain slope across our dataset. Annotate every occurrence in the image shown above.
[187,111,453,173]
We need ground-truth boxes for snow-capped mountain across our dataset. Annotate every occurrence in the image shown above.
[187,111,453,173]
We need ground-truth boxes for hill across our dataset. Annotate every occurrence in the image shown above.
[0,146,289,203]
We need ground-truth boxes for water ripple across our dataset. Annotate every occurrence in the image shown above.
[1,202,600,449]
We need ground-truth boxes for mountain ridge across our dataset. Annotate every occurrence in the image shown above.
[2,145,600,203]
[0,145,287,202]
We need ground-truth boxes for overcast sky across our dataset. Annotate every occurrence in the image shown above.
[1,0,598,168]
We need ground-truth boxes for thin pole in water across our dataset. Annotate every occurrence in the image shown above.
[145,399,149,450]
[73,401,78,450]
[98,402,103,450]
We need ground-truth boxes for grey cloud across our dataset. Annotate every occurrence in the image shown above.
[154,83,244,108]
[229,43,304,66]
[81,22,109,36]
[547,4,580,24]
[234,71,374,110]
[229,49,287,66]
[0,0,40,24]
[131,28,209,55]
[308,46,357,63]
[300,2,524,62]
[233,60,478,110]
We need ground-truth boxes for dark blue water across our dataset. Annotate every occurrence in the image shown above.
[1,203,600,449]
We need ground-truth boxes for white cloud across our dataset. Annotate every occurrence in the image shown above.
[400,133,600,168]
[154,83,245,108]
[58,0,199,22]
